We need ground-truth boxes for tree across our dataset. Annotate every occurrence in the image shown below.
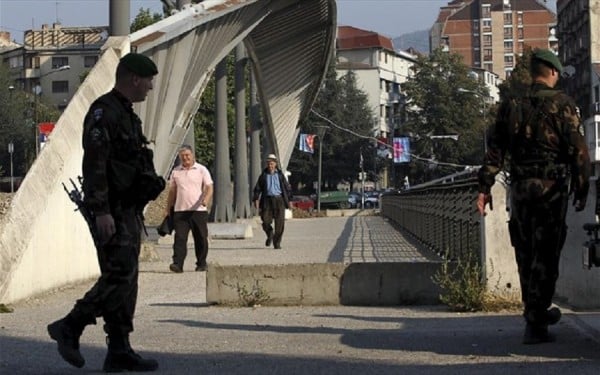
[287,64,374,193]
[130,8,163,33]
[498,47,533,102]
[0,63,62,178]
[401,48,491,184]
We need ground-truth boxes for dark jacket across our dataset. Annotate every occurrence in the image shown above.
[82,89,147,216]
[253,168,291,209]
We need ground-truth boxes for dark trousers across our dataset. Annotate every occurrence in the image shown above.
[260,196,285,246]
[69,206,141,336]
[508,181,569,323]
[172,211,209,268]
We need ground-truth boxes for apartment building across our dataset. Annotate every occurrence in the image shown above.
[0,23,108,111]
[557,0,600,165]
[336,26,417,139]
[431,0,556,79]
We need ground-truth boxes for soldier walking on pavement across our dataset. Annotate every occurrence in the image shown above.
[48,53,164,372]
[253,154,291,249]
[477,49,591,344]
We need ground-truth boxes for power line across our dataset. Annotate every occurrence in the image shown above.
[310,109,475,170]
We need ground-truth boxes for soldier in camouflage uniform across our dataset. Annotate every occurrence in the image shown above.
[477,49,591,344]
[47,53,164,372]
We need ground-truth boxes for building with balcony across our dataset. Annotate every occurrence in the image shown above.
[430,0,556,79]
[0,23,108,111]
[336,26,417,139]
[556,0,600,166]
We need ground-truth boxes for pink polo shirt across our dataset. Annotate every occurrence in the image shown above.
[169,162,213,212]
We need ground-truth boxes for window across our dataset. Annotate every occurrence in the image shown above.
[484,63,493,72]
[52,80,69,93]
[503,13,513,25]
[481,5,491,18]
[483,35,492,47]
[517,13,523,25]
[482,20,491,32]
[504,27,513,39]
[504,55,514,67]
[517,28,524,39]
[52,56,69,69]
[84,55,97,68]
[472,19,479,31]
[483,49,492,61]
[504,41,513,52]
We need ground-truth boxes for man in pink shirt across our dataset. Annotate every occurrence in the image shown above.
[164,145,214,272]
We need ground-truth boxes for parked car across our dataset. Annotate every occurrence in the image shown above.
[348,191,363,208]
[289,195,315,212]
[363,190,380,208]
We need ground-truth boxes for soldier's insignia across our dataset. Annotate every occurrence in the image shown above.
[89,127,103,142]
[93,108,103,121]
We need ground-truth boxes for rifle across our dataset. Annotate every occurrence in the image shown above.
[62,176,100,248]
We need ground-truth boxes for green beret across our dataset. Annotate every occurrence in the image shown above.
[119,53,158,77]
[532,48,563,74]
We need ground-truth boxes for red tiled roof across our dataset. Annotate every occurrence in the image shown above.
[337,26,394,51]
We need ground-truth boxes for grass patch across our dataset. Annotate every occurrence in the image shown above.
[432,253,522,313]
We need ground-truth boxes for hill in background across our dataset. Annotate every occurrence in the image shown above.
[392,29,429,54]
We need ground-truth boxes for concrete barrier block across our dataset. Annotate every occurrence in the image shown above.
[340,262,443,305]
[206,263,346,306]
[206,262,444,306]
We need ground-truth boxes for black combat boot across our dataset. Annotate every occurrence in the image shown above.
[544,307,562,325]
[103,335,158,373]
[47,316,85,368]
[522,323,556,344]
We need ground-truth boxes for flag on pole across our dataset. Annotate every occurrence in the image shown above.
[299,133,316,153]
[393,137,411,163]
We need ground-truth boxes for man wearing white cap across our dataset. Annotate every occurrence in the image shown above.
[253,154,291,249]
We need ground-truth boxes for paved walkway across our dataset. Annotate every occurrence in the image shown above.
[1,215,599,374]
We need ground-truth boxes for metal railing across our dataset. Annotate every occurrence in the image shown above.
[380,177,481,261]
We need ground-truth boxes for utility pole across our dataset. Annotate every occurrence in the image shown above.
[315,125,328,212]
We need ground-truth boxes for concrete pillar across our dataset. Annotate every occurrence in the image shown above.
[109,0,130,37]
[234,44,252,219]
[212,58,234,223]
[249,62,262,214]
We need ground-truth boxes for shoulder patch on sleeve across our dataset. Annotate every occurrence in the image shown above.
[89,127,104,143]
[93,108,104,121]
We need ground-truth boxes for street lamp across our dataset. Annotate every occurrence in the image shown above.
[315,125,329,213]
[33,65,71,156]
[458,88,487,153]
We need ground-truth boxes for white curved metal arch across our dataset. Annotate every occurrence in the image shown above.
[0,0,336,303]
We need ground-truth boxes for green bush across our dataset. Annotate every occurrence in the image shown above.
[432,253,486,312]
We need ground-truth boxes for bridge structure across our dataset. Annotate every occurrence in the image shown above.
[0,0,336,303]
[0,0,598,310]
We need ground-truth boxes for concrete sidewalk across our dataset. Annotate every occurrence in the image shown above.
[1,215,599,374]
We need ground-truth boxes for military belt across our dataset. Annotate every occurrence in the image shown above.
[510,164,568,181]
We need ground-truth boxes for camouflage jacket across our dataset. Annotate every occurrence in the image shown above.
[478,83,590,203]
[82,89,147,216]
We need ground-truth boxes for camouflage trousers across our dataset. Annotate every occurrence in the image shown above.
[69,206,142,336]
[508,178,569,323]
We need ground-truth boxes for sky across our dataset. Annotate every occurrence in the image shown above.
[1,0,557,44]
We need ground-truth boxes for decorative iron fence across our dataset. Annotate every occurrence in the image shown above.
[380,177,481,261]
